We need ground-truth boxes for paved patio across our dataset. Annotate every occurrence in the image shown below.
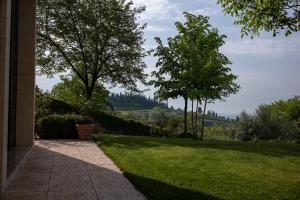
[2,140,146,200]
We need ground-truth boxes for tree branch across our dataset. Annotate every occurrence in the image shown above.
[37,32,86,84]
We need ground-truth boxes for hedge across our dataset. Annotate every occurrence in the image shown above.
[35,94,78,121]
[37,114,92,139]
[92,112,151,136]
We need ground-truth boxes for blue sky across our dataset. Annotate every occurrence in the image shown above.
[36,0,300,116]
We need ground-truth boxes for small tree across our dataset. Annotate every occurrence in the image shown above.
[149,107,168,135]
[51,75,109,113]
[196,51,240,140]
[175,13,240,140]
[37,0,147,100]
[152,13,239,139]
[151,37,190,136]
[167,116,182,134]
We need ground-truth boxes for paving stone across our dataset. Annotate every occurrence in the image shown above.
[47,191,98,200]
[5,175,49,194]
[1,140,146,200]
[21,161,52,173]
[1,192,47,200]
[52,163,86,173]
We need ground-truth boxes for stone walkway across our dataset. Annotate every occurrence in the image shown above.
[2,140,146,200]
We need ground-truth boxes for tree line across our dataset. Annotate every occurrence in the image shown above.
[107,93,167,110]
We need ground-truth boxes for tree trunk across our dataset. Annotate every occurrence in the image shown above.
[200,98,208,141]
[195,100,198,137]
[191,100,195,135]
[85,78,97,101]
[184,97,188,136]
[84,82,92,101]
[86,90,93,101]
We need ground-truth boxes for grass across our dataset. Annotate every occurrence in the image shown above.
[94,134,300,200]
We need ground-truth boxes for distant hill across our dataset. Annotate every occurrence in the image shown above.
[107,93,168,110]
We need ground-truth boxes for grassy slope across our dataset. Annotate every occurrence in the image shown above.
[94,135,300,200]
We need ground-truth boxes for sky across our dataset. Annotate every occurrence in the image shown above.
[36,0,300,116]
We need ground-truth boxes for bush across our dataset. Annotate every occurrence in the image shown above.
[35,91,78,122]
[92,112,151,136]
[225,97,300,141]
[236,111,255,141]
[37,114,92,139]
[204,125,230,140]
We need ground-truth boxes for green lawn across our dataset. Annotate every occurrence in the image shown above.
[94,134,300,200]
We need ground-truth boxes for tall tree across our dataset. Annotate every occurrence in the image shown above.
[194,50,240,140]
[151,37,190,135]
[152,12,239,138]
[174,13,240,140]
[37,0,147,100]
[217,0,300,37]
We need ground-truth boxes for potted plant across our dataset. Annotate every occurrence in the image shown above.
[75,116,95,140]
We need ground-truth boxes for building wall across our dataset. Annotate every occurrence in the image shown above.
[16,0,36,146]
[0,0,12,191]
[0,0,36,192]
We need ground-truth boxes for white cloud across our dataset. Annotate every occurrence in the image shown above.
[132,0,180,21]
[145,25,172,33]
[192,7,219,16]
[221,38,300,57]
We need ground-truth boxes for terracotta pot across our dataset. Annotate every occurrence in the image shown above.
[75,124,95,140]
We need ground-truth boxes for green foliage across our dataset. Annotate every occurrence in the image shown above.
[203,125,230,141]
[217,0,300,37]
[36,84,151,138]
[95,134,300,200]
[37,114,92,139]
[35,86,78,121]
[235,111,255,141]
[149,107,169,135]
[166,116,182,135]
[151,12,239,139]
[115,108,233,138]
[227,96,300,141]
[92,111,151,136]
[51,75,109,114]
[150,13,195,135]
[37,0,147,100]
[177,13,239,140]
[107,93,167,110]
[36,85,152,137]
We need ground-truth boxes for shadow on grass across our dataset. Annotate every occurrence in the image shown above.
[124,172,221,200]
[94,134,300,158]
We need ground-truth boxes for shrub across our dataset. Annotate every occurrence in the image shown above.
[204,125,230,140]
[225,96,300,141]
[92,112,151,136]
[35,91,78,122]
[236,111,255,141]
[37,114,92,139]
[254,105,283,140]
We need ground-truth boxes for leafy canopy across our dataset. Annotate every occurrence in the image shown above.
[174,13,239,102]
[152,12,239,103]
[151,36,188,101]
[37,0,147,99]
[151,12,239,139]
[217,0,300,37]
[51,75,109,113]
